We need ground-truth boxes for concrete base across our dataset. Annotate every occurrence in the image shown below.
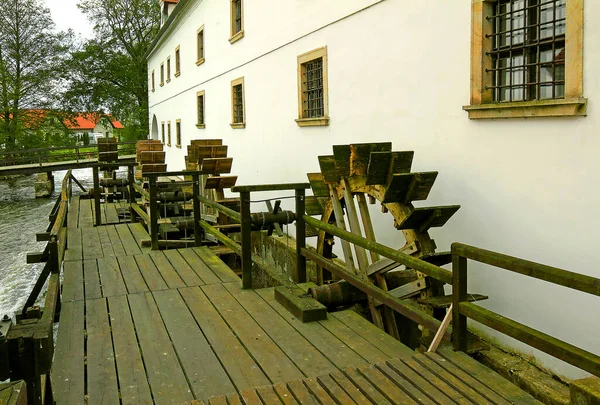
[34,172,54,198]
[571,377,600,405]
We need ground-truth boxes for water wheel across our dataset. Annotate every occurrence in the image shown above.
[305,142,460,347]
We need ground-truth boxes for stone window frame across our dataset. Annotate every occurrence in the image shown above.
[175,45,181,77]
[196,90,206,128]
[167,121,171,146]
[166,56,171,83]
[464,0,586,119]
[229,0,244,44]
[176,119,182,148]
[161,121,165,144]
[151,70,155,92]
[230,77,246,129]
[296,46,330,127]
[160,63,165,87]
[197,25,205,66]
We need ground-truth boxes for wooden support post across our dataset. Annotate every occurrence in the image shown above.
[328,184,356,275]
[128,166,137,223]
[240,191,252,289]
[341,179,385,330]
[92,166,101,227]
[192,173,202,247]
[149,176,159,250]
[7,326,42,405]
[295,188,307,283]
[452,252,468,352]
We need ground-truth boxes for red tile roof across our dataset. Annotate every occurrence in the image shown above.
[163,0,179,3]
[64,113,124,130]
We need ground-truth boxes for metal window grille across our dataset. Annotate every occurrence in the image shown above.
[161,124,165,144]
[198,31,204,59]
[488,0,566,102]
[302,57,324,118]
[234,0,242,34]
[233,84,243,123]
[198,95,205,125]
[176,122,181,146]
[167,123,171,145]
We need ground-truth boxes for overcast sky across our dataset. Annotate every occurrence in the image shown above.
[45,0,93,38]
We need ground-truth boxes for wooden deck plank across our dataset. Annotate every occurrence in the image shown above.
[256,386,283,404]
[128,223,151,252]
[239,390,263,405]
[202,283,305,383]
[65,226,82,261]
[226,393,244,405]
[225,283,338,377]
[192,247,240,282]
[105,202,120,224]
[357,364,420,404]
[303,378,336,405]
[81,227,103,260]
[62,260,84,302]
[342,368,394,405]
[97,257,128,297]
[332,310,413,358]
[273,383,300,405]
[163,249,204,286]
[373,363,438,405]
[86,298,120,405]
[178,248,221,285]
[385,358,456,405]
[179,286,271,391]
[286,380,318,405]
[67,195,80,229]
[107,295,153,405]
[328,371,375,405]
[256,288,369,370]
[117,255,149,294]
[134,254,168,291]
[106,225,127,257]
[97,226,115,258]
[153,289,236,400]
[52,300,85,405]
[148,251,187,289]
[425,353,513,405]
[127,292,194,405]
[439,348,542,405]
[115,223,142,255]
[83,259,102,299]
[78,198,94,228]
[315,374,358,405]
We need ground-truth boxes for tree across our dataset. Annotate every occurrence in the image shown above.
[65,0,160,141]
[0,0,72,150]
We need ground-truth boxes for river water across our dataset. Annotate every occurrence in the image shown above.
[0,169,94,319]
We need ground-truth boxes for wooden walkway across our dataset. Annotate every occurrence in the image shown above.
[50,197,541,405]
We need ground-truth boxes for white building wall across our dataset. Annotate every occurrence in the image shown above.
[148,0,600,378]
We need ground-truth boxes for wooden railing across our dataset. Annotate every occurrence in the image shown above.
[0,141,137,167]
[452,242,600,377]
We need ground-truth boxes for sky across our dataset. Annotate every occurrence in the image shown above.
[45,0,93,38]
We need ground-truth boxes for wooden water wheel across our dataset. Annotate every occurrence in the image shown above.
[305,142,461,346]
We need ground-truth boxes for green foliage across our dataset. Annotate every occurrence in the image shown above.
[63,0,160,140]
[0,0,73,150]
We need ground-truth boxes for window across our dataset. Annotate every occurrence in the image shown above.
[167,121,171,146]
[151,70,155,92]
[166,57,171,82]
[230,77,245,128]
[296,47,329,127]
[464,0,586,119]
[161,122,165,144]
[175,46,181,77]
[229,0,244,44]
[196,90,205,128]
[176,119,181,147]
[160,63,164,86]
[197,26,205,65]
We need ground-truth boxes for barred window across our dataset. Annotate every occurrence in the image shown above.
[197,90,205,127]
[167,57,171,82]
[197,26,205,64]
[160,63,164,86]
[151,70,155,92]
[296,47,329,126]
[230,0,244,43]
[176,120,181,147]
[231,77,245,128]
[175,46,181,76]
[490,0,566,102]
[167,121,171,146]
[161,122,165,144]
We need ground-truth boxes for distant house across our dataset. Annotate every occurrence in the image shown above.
[65,113,125,145]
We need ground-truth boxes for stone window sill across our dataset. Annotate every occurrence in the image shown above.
[463,98,588,119]
[196,124,205,129]
[230,122,245,129]
[196,58,205,66]
[166,79,171,83]
[296,117,330,127]
[229,30,244,44]
[176,145,181,148]
[174,72,180,78]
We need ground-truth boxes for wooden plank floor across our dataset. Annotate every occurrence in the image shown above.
[52,198,541,405]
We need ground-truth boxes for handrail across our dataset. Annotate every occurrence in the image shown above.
[452,242,600,377]
[198,194,241,222]
[303,215,453,284]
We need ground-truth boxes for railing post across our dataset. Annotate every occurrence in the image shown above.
[295,188,306,283]
[240,191,252,289]
[92,165,101,227]
[128,166,137,223]
[452,244,468,352]
[192,173,202,247]
[149,176,159,250]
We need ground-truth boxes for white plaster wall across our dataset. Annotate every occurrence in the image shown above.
[148,0,600,378]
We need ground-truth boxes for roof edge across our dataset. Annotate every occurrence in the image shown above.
[144,0,194,60]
